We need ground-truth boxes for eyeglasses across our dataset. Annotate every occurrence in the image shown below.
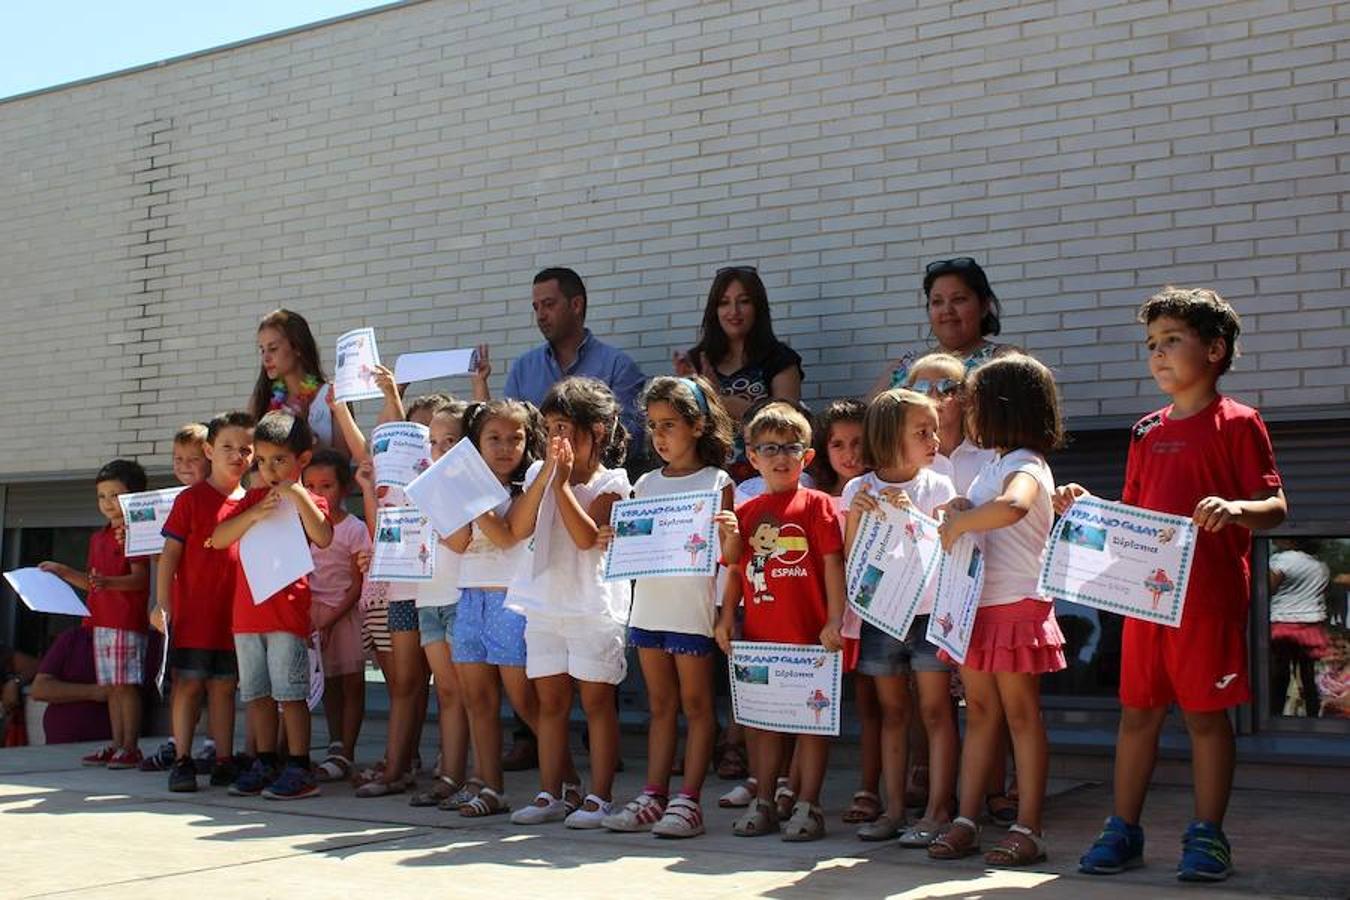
[910,378,962,397]
[717,265,758,276]
[751,441,807,458]
[924,257,978,274]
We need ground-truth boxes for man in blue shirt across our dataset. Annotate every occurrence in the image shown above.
[504,267,647,444]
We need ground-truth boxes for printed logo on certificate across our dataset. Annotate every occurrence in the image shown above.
[1038,496,1196,627]
[369,507,436,583]
[845,506,942,642]
[728,641,842,736]
[603,490,719,581]
[118,486,187,558]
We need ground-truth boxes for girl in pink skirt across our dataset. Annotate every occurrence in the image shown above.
[930,354,1066,868]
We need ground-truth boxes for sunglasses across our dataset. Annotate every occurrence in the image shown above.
[751,441,807,458]
[717,265,759,276]
[924,257,979,273]
[910,378,962,397]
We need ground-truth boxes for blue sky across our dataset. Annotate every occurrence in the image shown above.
[0,1,388,100]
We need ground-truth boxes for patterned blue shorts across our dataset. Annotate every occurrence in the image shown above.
[451,588,526,667]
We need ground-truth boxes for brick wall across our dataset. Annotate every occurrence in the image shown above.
[0,0,1345,478]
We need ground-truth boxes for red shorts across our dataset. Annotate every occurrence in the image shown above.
[1120,604,1249,712]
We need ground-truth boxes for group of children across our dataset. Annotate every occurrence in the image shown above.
[43,285,1284,882]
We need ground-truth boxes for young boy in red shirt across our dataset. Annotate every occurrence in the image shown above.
[210,410,333,800]
[1058,287,1286,882]
[41,459,151,769]
[715,401,845,842]
[156,411,256,792]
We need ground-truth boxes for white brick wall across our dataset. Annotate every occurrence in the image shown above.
[0,0,1346,478]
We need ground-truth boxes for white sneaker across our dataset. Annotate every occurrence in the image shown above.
[652,796,705,839]
[602,792,666,832]
[510,792,567,825]
[565,794,613,829]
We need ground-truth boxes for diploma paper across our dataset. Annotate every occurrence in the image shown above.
[603,490,718,582]
[118,487,187,557]
[404,439,510,538]
[3,567,91,617]
[1038,496,1196,627]
[371,422,432,489]
[333,327,383,402]
[926,533,985,665]
[845,506,943,641]
[369,507,437,583]
[530,487,555,580]
[239,497,315,604]
[729,642,842,736]
[307,633,325,711]
[393,348,479,384]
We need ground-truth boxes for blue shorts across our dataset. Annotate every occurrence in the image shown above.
[452,588,526,668]
[234,632,308,703]
[388,599,419,633]
[856,616,949,678]
[418,604,457,647]
[629,627,715,657]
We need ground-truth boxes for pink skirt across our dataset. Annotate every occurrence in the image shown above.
[956,598,1066,674]
[1271,622,1331,660]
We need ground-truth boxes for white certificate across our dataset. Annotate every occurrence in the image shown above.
[333,327,383,402]
[846,506,942,642]
[3,567,91,617]
[306,632,325,711]
[603,490,718,582]
[926,533,985,665]
[404,439,510,538]
[239,496,316,604]
[729,641,842,736]
[118,487,187,557]
[393,348,479,384]
[371,422,431,489]
[530,487,555,580]
[1038,496,1197,627]
[369,507,437,583]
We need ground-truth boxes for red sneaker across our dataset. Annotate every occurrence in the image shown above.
[107,748,145,770]
[81,745,116,767]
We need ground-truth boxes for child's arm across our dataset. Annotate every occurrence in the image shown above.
[209,491,278,549]
[1052,482,1094,515]
[506,446,559,540]
[37,561,89,591]
[714,571,743,654]
[715,483,742,564]
[152,540,183,633]
[90,559,149,593]
[445,522,473,553]
[373,365,408,426]
[476,509,523,550]
[819,550,845,651]
[938,471,1040,551]
[555,475,619,552]
[1194,487,1286,533]
[470,344,492,403]
[328,391,370,465]
[319,554,365,629]
[286,483,334,548]
[354,461,378,540]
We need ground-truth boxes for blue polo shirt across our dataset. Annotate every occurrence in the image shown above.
[504,328,647,442]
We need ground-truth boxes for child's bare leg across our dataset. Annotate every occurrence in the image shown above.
[855,675,881,797]
[320,676,345,749]
[793,734,830,806]
[105,688,124,749]
[120,685,142,750]
[640,648,679,791]
[534,674,575,797]
[424,641,467,783]
[248,698,278,759]
[338,673,363,760]
[916,671,957,822]
[172,679,205,756]
[955,667,1001,821]
[279,700,310,759]
[412,661,430,765]
[752,729,786,802]
[456,663,503,791]
[1113,705,1167,823]
[1183,709,1235,825]
[578,681,619,800]
[675,651,715,797]
[872,674,912,820]
[994,672,1049,832]
[383,631,422,780]
[206,678,237,756]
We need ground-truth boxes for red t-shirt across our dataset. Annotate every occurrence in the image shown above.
[1122,395,1282,618]
[228,488,330,637]
[85,525,149,632]
[161,481,247,652]
[736,487,843,645]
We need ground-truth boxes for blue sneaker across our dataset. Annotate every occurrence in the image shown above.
[261,764,320,801]
[227,758,276,797]
[1177,820,1233,882]
[1079,816,1145,874]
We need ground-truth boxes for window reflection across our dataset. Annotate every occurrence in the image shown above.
[1269,538,1350,719]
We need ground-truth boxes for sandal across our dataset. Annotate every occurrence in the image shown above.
[986,792,1018,825]
[459,785,510,818]
[719,778,757,809]
[352,759,386,787]
[409,775,460,807]
[314,753,351,783]
[439,777,485,811]
[773,777,797,821]
[732,799,780,837]
[842,790,882,824]
[353,771,414,798]
[561,782,582,815]
[898,817,947,848]
[781,801,826,843]
[856,814,903,842]
[928,816,981,859]
[715,742,749,780]
[984,823,1047,867]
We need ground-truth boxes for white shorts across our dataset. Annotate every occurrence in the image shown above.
[525,613,627,685]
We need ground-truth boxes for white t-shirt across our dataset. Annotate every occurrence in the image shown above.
[1270,549,1330,623]
[457,495,520,589]
[511,460,632,621]
[966,448,1055,607]
[416,540,462,608]
[933,440,998,496]
[841,469,956,617]
[629,466,734,636]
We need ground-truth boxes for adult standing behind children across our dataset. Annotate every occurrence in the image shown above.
[248,309,346,455]
[673,266,804,483]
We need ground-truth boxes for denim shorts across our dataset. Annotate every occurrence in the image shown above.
[452,588,526,667]
[234,631,309,703]
[387,599,419,633]
[629,626,715,657]
[418,604,457,647]
[856,616,949,677]
[171,647,238,681]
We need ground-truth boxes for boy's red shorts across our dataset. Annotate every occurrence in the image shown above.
[1119,603,1250,713]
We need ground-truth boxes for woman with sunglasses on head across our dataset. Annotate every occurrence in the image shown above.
[869,258,1013,400]
[674,267,804,482]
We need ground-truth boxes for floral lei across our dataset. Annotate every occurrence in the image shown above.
[269,373,321,414]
